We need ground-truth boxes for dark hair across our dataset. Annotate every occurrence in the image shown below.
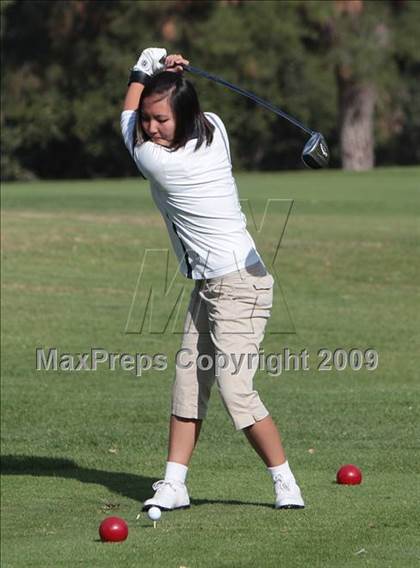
[136,71,214,152]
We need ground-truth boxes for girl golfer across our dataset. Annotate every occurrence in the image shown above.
[121,48,304,510]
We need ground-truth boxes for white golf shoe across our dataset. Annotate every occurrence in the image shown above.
[142,480,190,512]
[274,474,305,509]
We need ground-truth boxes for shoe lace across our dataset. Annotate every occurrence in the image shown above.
[152,479,178,493]
[273,474,292,492]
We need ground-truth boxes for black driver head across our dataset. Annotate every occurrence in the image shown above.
[302,133,330,169]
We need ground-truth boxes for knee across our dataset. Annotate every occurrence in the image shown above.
[217,379,257,412]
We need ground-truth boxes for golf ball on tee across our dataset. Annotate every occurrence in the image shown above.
[147,506,162,521]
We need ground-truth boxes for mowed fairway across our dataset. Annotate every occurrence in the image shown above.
[1,168,419,567]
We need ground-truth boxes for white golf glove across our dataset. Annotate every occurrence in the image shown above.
[133,47,167,76]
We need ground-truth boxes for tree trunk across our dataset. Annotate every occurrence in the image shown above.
[337,75,376,171]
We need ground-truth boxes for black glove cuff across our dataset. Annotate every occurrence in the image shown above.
[128,69,150,86]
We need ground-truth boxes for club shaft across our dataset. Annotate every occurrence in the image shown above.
[184,64,313,136]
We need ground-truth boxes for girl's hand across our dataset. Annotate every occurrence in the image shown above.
[133,47,167,76]
[165,54,189,73]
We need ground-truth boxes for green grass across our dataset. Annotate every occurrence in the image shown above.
[1,167,420,567]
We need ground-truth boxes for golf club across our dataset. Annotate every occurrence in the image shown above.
[183,64,330,169]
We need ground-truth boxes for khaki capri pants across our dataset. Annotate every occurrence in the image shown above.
[171,262,274,430]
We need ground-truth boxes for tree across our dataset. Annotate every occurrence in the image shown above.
[1,0,419,179]
[301,0,420,170]
[333,1,394,170]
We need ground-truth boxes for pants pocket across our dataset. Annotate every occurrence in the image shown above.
[252,273,274,291]
[252,275,274,309]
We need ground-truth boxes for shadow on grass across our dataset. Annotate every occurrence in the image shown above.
[0,455,273,508]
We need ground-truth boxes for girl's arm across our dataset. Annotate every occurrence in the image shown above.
[123,82,145,112]
[121,48,167,155]
[122,47,167,112]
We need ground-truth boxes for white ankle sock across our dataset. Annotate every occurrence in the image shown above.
[268,460,295,482]
[164,461,188,484]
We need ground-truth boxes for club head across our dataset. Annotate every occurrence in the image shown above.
[302,133,329,169]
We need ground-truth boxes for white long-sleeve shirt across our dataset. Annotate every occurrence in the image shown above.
[120,109,261,279]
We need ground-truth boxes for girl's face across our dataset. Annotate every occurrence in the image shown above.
[141,93,176,147]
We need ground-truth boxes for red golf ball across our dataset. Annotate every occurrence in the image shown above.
[336,464,362,485]
[99,516,128,542]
